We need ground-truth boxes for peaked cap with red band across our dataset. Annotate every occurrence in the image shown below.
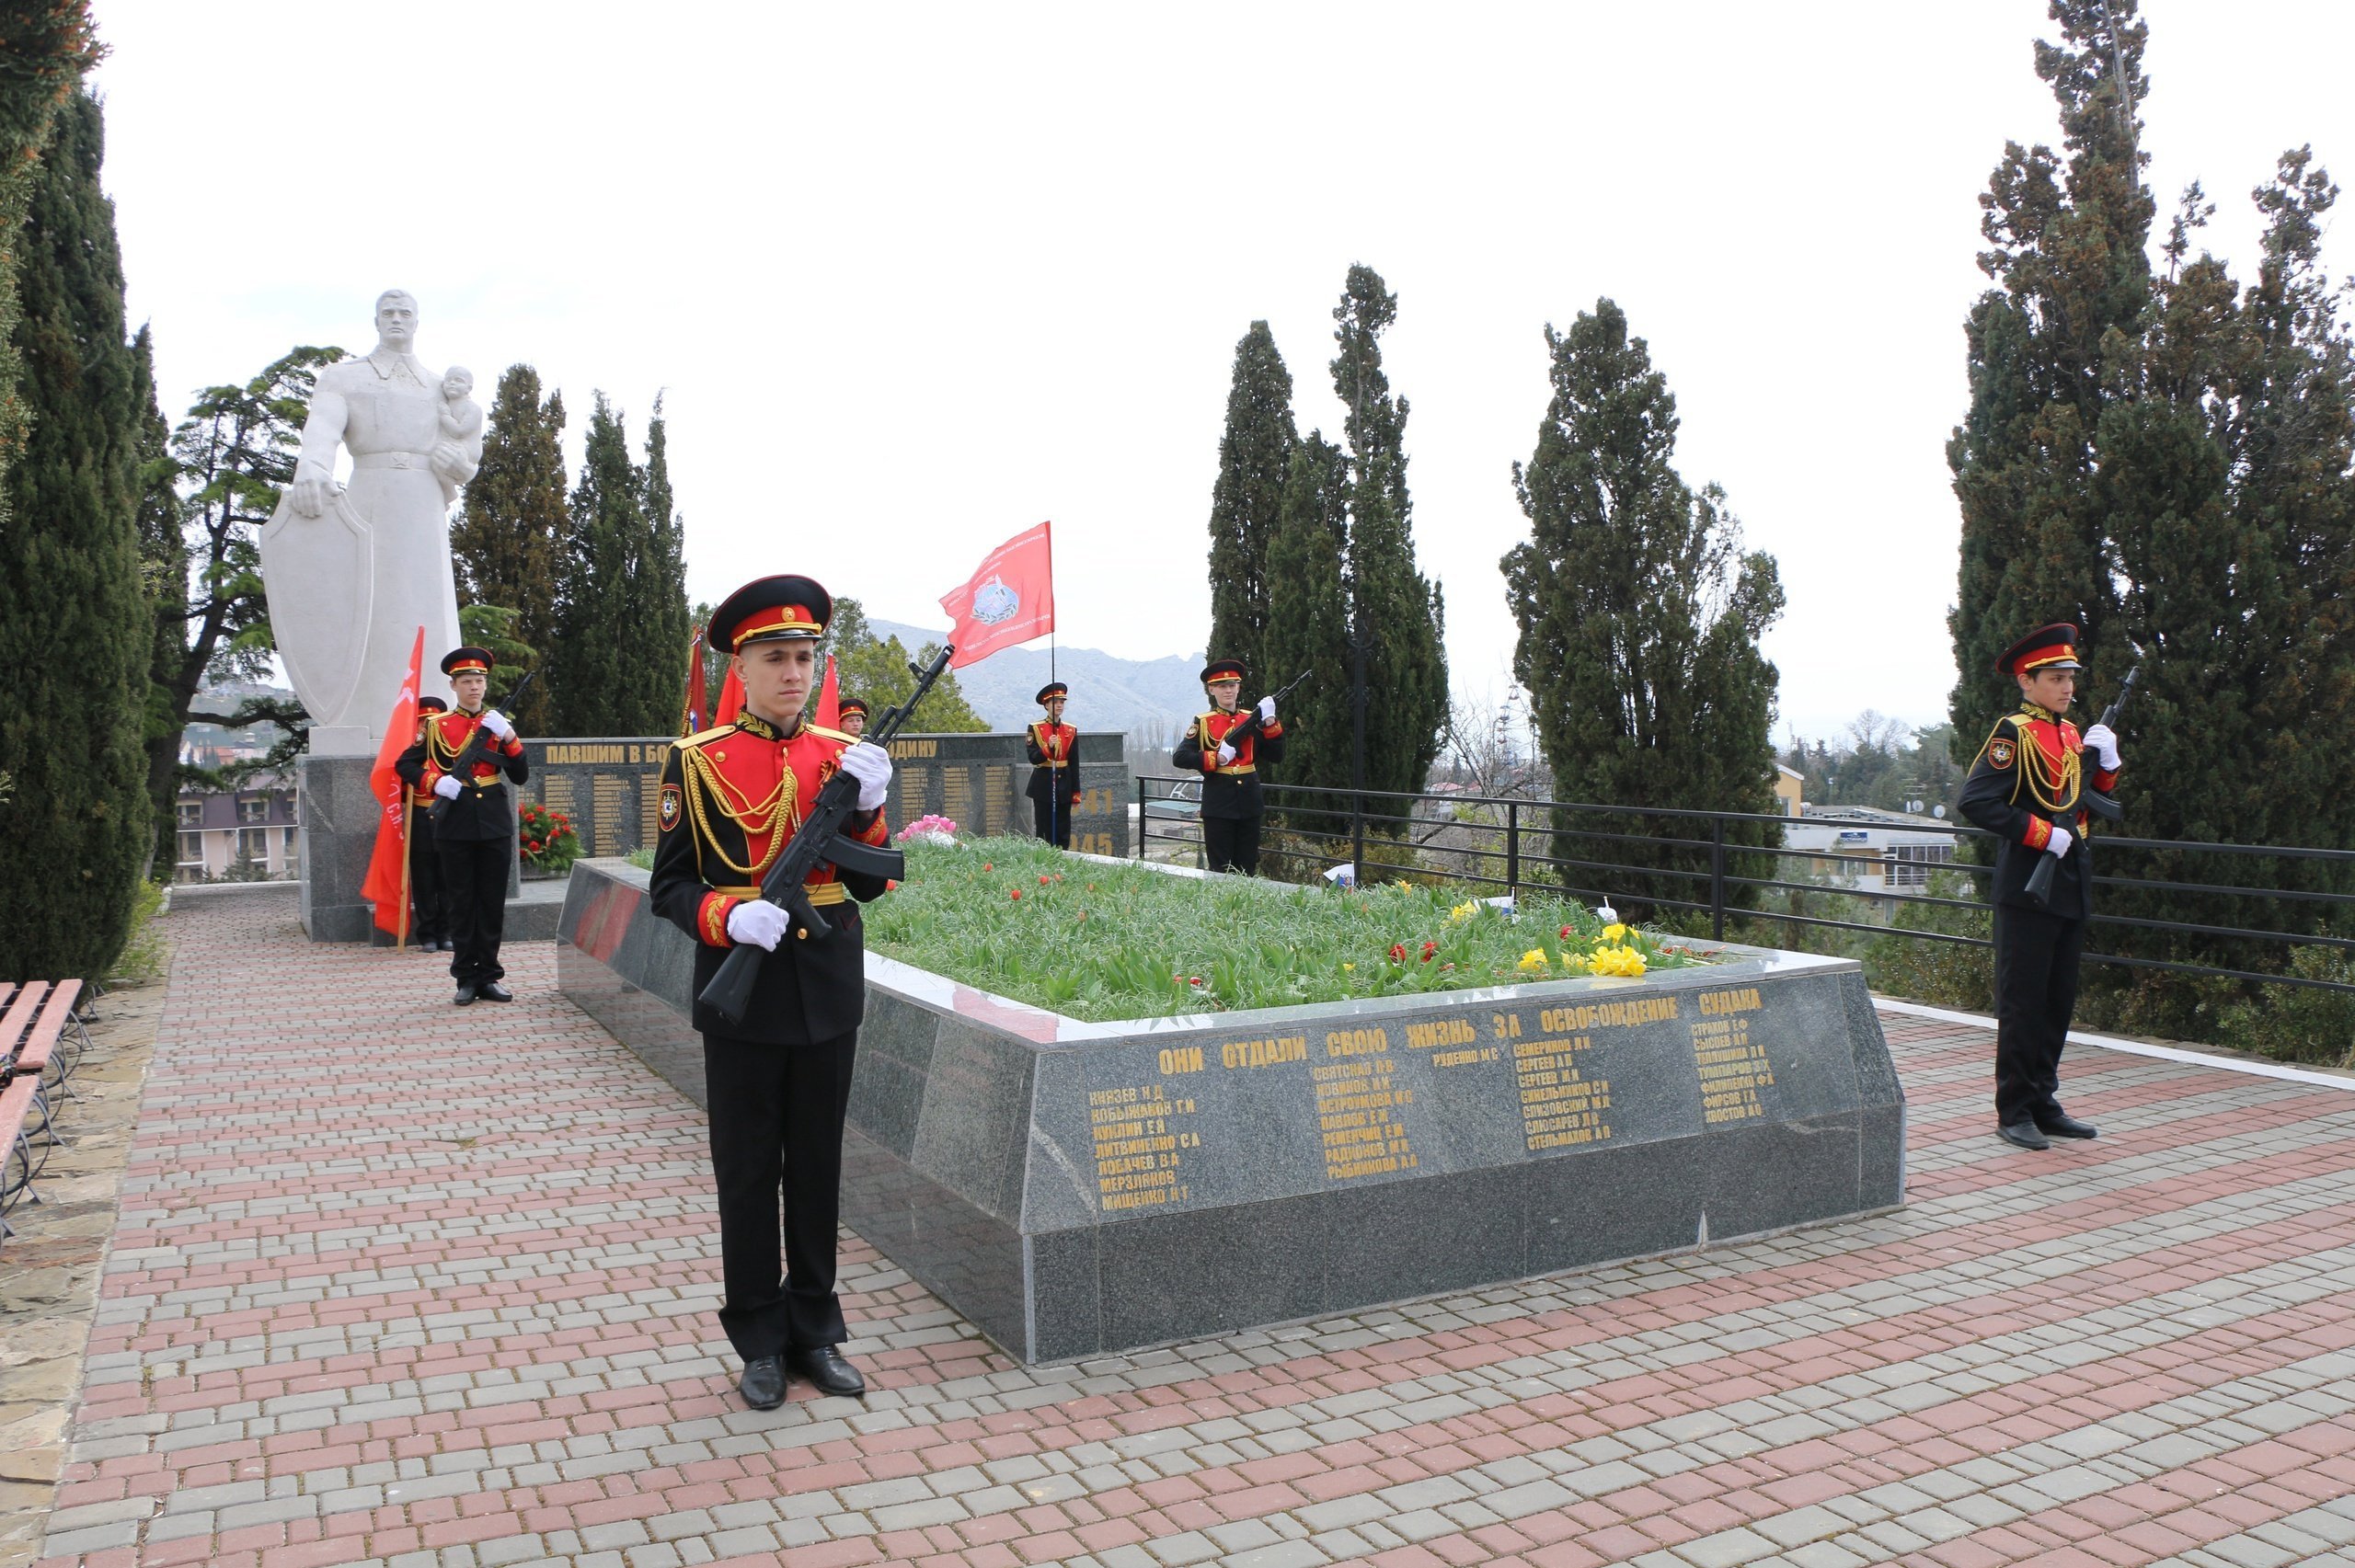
[441,646,494,678]
[710,574,833,655]
[838,697,868,718]
[1995,623,2084,678]
[417,695,448,715]
[1036,682,1068,704]
[1200,659,1246,685]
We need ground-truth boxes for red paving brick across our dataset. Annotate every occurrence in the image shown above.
[28,887,2355,1566]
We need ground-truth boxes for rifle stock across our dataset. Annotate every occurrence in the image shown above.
[699,644,956,1028]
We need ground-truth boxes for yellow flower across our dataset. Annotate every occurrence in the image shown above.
[1342,962,1355,970]
[1449,900,1480,923]
[1603,922,1628,943]
[1517,949,1549,972]
[1585,944,1648,978]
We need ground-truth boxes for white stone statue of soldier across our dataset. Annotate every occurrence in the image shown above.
[262,290,481,754]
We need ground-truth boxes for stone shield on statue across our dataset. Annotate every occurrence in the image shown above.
[260,487,375,730]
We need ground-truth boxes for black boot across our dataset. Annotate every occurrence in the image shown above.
[789,1345,866,1398]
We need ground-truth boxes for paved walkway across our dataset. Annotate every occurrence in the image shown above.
[30,888,2355,1568]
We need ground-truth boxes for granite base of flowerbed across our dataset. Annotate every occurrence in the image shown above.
[557,858,1905,1364]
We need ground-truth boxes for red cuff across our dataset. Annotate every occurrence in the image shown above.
[696,891,740,947]
[2023,817,2052,852]
[855,810,889,846]
[503,737,523,757]
[2090,765,2120,794]
[1261,720,1283,738]
[1200,751,1218,773]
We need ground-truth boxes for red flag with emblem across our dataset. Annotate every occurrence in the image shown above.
[939,521,1054,669]
[362,627,427,939]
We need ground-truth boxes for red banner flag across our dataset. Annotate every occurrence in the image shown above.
[814,653,839,731]
[678,624,708,738]
[362,627,427,941]
[939,521,1054,670]
[716,664,745,725]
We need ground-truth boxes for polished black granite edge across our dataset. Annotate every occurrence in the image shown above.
[559,860,1908,1363]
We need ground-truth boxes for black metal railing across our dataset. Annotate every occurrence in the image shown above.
[1132,774,2355,998]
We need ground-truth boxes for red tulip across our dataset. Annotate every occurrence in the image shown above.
[1421,941,1438,961]
[1010,888,1022,900]
[1388,943,1407,963]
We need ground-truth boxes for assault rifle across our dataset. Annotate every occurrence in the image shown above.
[2023,662,2138,911]
[1211,669,1313,755]
[698,644,954,1028]
[427,669,537,830]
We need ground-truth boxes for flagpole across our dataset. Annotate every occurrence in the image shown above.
[397,796,412,949]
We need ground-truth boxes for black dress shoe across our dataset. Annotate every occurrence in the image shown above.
[454,984,477,1006]
[789,1345,866,1398]
[1997,1120,2051,1150]
[739,1355,786,1410]
[2037,1112,2098,1139]
[477,981,514,1003]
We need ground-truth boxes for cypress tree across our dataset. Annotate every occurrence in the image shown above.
[630,395,692,733]
[1330,265,1448,819]
[132,325,184,874]
[1258,433,1353,838]
[448,363,565,732]
[0,88,153,978]
[0,2,100,508]
[547,393,639,735]
[1947,0,2154,750]
[1501,300,1785,914]
[1204,322,1295,683]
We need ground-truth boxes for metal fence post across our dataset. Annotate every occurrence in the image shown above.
[1710,818,1728,941]
[1506,801,1520,898]
[1135,776,1144,860]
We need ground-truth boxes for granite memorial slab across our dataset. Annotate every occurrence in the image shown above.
[558,858,1905,1362]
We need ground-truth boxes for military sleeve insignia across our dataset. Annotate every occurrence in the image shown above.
[1988,739,2015,770]
[659,783,682,831]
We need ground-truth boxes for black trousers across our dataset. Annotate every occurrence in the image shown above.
[408,828,446,944]
[1033,791,1075,849]
[438,837,510,986]
[703,1030,857,1358]
[1993,901,2085,1127]
[1203,815,1261,876]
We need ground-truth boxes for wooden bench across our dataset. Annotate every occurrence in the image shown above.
[0,980,87,1236]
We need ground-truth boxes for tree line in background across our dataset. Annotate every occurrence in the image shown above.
[1780,716,1962,816]
[1203,271,1785,902]
[1943,0,2355,1047]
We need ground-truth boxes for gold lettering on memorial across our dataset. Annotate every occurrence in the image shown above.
[1538,997,1681,1034]
[541,773,577,824]
[1405,1015,1499,1068]
[1158,1046,1204,1074]
[591,773,631,856]
[983,765,1013,833]
[640,770,663,846]
[545,744,635,765]
[1326,1025,1391,1058]
[1090,1082,1199,1210]
[943,766,973,830]
[1513,1032,1614,1151]
[1698,987,1764,1016]
[889,738,939,760]
[1220,1035,1308,1070]
[1311,1057,1418,1180]
[1691,1010,1772,1125]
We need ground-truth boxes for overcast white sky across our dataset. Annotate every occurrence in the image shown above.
[86,1,2355,741]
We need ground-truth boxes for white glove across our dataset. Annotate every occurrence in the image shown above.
[479,710,513,740]
[838,741,892,811]
[432,775,463,800]
[726,898,789,951]
[1216,742,1237,765]
[2046,825,2074,859]
[1258,696,1276,723]
[2082,723,2120,770]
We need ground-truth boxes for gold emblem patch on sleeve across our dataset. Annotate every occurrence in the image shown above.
[1989,739,2015,769]
[660,783,682,830]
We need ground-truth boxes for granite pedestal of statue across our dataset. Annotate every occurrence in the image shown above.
[557,858,1905,1363]
[297,751,524,943]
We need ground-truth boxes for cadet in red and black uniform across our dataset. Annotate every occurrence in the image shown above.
[649,575,895,1410]
[1025,681,1083,848]
[406,696,450,952]
[1959,623,2124,1150]
[837,697,868,738]
[1172,658,1285,876]
[395,649,527,1002]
